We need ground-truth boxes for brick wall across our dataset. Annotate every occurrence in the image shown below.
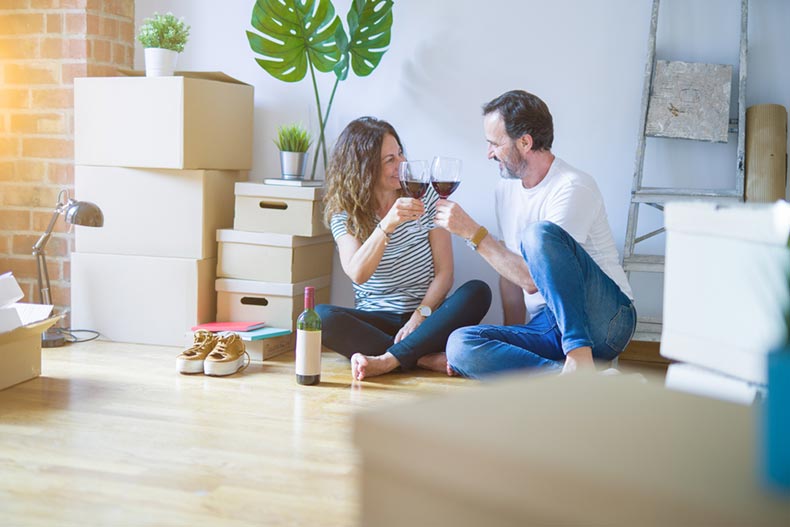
[0,0,134,322]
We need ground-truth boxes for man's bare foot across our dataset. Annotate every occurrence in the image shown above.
[416,352,450,374]
[561,346,595,375]
[350,352,400,381]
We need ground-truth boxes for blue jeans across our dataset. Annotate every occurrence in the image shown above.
[316,280,491,370]
[447,222,636,378]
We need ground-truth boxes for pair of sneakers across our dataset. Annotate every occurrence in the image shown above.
[177,330,250,376]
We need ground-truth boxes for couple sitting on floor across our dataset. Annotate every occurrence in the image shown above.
[318,90,636,381]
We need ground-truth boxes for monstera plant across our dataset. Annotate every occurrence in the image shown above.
[246,0,394,179]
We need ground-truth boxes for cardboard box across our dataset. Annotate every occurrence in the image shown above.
[1,317,60,391]
[239,329,294,362]
[216,229,333,283]
[74,73,253,170]
[75,166,240,259]
[661,201,790,385]
[216,276,331,331]
[71,252,217,346]
[233,183,328,237]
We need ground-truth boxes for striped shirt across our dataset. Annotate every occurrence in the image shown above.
[330,188,439,313]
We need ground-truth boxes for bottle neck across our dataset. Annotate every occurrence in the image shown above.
[304,289,315,310]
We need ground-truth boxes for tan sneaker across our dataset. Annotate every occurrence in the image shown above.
[204,333,250,377]
[177,330,218,374]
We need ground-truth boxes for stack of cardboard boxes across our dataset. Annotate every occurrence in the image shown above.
[214,182,334,361]
[71,73,254,347]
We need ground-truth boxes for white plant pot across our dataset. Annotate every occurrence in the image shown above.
[144,48,179,77]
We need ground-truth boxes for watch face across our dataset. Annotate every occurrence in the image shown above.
[418,306,432,316]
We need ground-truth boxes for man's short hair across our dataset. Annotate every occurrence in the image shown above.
[482,90,554,151]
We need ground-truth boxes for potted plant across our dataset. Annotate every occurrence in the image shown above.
[274,123,312,180]
[247,0,394,180]
[138,12,191,77]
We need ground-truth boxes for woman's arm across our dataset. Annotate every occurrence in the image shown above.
[394,226,454,343]
[336,197,424,284]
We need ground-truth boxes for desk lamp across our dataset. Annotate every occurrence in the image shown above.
[33,189,103,348]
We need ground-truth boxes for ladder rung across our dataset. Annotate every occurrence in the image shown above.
[623,255,665,272]
[632,320,663,342]
[633,188,742,204]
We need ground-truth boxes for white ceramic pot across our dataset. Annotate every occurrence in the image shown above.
[144,48,179,77]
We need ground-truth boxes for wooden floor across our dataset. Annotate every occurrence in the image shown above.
[0,341,477,526]
[0,341,666,526]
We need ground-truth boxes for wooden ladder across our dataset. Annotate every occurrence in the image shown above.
[623,0,749,342]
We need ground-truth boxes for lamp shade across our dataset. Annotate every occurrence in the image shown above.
[64,199,103,227]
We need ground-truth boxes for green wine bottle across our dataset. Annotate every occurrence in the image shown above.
[295,286,321,385]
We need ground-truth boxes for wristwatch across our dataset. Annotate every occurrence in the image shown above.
[416,305,432,317]
[466,226,489,251]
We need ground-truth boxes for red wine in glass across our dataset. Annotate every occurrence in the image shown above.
[402,180,429,198]
[430,157,462,199]
[431,180,460,199]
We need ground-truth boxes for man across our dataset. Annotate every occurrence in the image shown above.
[434,90,636,377]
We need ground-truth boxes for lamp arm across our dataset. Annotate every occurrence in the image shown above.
[32,207,63,255]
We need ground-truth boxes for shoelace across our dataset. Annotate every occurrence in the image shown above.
[182,331,216,357]
[208,335,251,373]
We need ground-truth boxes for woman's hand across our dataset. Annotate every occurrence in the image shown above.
[394,311,424,343]
[380,197,425,233]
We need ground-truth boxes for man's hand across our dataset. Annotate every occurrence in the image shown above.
[434,200,479,239]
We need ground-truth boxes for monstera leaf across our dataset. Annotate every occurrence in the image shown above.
[334,0,393,81]
[247,0,342,83]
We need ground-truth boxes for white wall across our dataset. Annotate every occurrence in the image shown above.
[134,0,790,324]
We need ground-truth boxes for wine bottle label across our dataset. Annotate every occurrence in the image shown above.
[295,329,322,376]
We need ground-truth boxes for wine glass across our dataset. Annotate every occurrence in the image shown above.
[430,156,462,199]
[398,160,430,233]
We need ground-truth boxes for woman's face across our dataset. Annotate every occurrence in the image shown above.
[376,133,405,192]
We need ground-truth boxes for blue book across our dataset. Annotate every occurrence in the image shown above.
[235,327,292,341]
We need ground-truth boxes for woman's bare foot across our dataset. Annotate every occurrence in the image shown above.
[416,352,450,374]
[350,352,400,381]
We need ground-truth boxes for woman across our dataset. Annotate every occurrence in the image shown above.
[316,117,491,380]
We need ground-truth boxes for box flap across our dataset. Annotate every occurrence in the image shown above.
[235,182,325,201]
[117,69,251,86]
[216,229,333,247]
[665,201,790,246]
[0,315,60,346]
[0,272,24,308]
[215,275,331,296]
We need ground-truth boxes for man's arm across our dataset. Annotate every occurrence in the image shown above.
[499,275,526,325]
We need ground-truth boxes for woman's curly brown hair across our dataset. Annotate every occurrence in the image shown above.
[323,117,404,241]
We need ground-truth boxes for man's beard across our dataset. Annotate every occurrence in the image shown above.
[497,152,528,180]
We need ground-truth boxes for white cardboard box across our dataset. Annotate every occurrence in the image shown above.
[72,253,217,346]
[75,166,240,259]
[233,182,328,237]
[661,201,790,385]
[216,229,334,283]
[216,276,331,331]
[74,73,253,170]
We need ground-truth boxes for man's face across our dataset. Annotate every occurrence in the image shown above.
[484,112,527,180]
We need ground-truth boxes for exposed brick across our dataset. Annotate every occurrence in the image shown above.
[0,209,30,230]
[99,16,116,39]
[14,159,48,181]
[0,137,20,158]
[47,161,73,185]
[0,256,60,281]
[1,184,61,208]
[64,13,86,34]
[33,209,70,232]
[0,161,12,179]
[14,233,68,257]
[4,63,59,85]
[0,38,38,60]
[45,13,62,34]
[49,281,71,308]
[85,13,99,34]
[86,63,118,77]
[110,41,124,63]
[59,0,89,8]
[41,38,88,60]
[0,14,45,35]
[89,38,110,62]
[62,259,69,280]
[22,137,74,159]
[118,19,132,43]
[0,1,32,10]
[62,62,88,84]
[0,89,30,109]
[103,0,133,19]
[10,112,66,134]
[31,87,73,109]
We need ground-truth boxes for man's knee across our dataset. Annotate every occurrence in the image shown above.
[446,326,478,367]
[520,221,568,264]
